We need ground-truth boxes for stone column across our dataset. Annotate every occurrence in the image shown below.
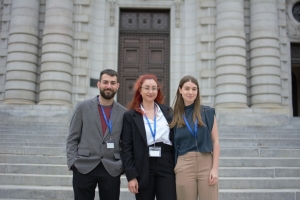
[38,0,73,106]
[250,0,281,108]
[4,0,40,104]
[215,0,248,108]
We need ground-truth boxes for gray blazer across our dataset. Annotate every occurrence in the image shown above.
[66,96,127,176]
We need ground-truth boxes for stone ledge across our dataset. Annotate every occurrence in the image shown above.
[0,85,4,92]
[216,107,290,126]
[73,50,88,58]
[0,105,73,123]
[0,68,6,74]
[199,34,215,42]
[4,0,12,5]
[74,0,91,5]
[199,17,216,25]
[1,31,9,39]
[73,15,89,23]
[199,52,215,60]
[74,32,89,40]
[199,1,216,8]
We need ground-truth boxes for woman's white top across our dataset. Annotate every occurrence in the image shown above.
[141,103,172,146]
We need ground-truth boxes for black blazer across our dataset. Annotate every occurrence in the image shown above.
[121,104,174,189]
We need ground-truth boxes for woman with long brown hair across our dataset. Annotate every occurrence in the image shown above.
[169,75,220,200]
[121,74,176,200]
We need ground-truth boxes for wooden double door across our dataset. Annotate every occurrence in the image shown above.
[117,10,170,107]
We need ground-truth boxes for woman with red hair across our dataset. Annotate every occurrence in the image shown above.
[121,74,176,200]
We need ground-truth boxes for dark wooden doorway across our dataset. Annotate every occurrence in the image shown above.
[117,10,170,107]
[291,43,300,117]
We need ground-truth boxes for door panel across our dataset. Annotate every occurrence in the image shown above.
[118,34,170,107]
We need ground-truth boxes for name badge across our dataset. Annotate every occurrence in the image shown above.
[149,146,161,157]
[106,141,114,149]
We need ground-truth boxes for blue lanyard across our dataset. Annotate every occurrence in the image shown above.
[98,98,112,134]
[183,115,198,139]
[144,106,156,142]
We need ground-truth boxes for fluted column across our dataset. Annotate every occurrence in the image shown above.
[215,0,248,108]
[38,0,73,106]
[4,0,40,104]
[250,0,281,108]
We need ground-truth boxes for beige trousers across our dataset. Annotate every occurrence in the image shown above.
[174,152,219,200]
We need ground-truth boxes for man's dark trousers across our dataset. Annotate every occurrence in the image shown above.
[73,162,120,200]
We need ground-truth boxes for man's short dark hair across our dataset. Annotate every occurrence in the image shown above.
[100,69,118,81]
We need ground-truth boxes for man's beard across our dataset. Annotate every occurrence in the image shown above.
[100,89,116,100]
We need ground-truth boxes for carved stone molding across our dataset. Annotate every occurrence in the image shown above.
[287,21,300,39]
[286,0,300,40]
[110,0,115,26]
[0,0,3,32]
[174,0,182,28]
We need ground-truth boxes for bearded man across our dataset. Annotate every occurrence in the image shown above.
[66,69,127,200]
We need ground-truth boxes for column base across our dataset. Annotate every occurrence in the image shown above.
[3,99,35,105]
[215,103,249,108]
[38,100,72,108]
[251,103,283,108]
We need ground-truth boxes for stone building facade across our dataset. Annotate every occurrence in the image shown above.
[0,0,299,126]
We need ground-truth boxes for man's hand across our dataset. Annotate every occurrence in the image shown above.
[128,178,139,193]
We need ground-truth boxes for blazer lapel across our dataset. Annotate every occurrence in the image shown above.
[133,112,148,145]
[159,104,172,123]
[90,97,104,138]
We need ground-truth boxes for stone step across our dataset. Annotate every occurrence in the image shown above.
[1,163,299,177]
[1,131,300,139]
[0,124,68,128]
[218,189,300,200]
[0,139,300,149]
[0,142,65,147]
[1,138,300,148]
[0,146,66,156]
[0,185,298,200]
[220,138,300,148]
[0,155,66,164]
[219,129,300,132]
[218,125,300,130]
[219,133,300,138]
[0,185,134,200]
[0,125,68,129]
[0,135,67,140]
[1,145,300,158]
[219,130,300,134]
[0,173,130,188]
[0,138,67,144]
[0,164,71,175]
[221,148,300,158]
[220,157,300,167]
[219,167,300,178]
[219,177,300,189]
[0,130,68,135]
[0,126,68,131]
[1,173,299,189]
[1,154,300,167]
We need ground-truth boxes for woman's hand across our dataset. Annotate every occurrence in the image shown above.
[128,178,139,193]
[209,168,218,186]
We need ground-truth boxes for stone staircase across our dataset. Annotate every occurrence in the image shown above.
[218,121,300,200]
[0,120,299,200]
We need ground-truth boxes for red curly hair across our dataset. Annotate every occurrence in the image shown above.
[127,74,164,114]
